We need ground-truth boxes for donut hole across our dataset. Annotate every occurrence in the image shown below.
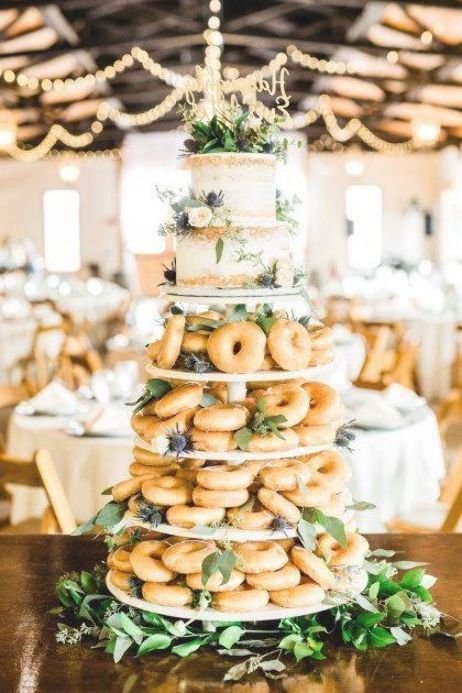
[233,341,242,355]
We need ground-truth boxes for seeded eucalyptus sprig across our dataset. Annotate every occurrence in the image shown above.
[135,500,165,527]
[335,422,357,452]
[234,397,287,450]
[165,425,194,458]
[127,378,172,415]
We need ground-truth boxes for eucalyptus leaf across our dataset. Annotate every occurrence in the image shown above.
[113,636,133,663]
[393,560,428,570]
[234,427,253,451]
[200,393,219,408]
[224,661,249,682]
[215,238,224,264]
[297,518,317,551]
[229,304,248,322]
[355,593,379,613]
[346,500,376,512]
[390,626,412,646]
[172,637,209,656]
[369,548,396,558]
[218,625,245,649]
[136,633,172,656]
[201,548,236,588]
[312,509,347,548]
[400,568,425,590]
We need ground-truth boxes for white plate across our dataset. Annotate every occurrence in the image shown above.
[146,362,331,383]
[134,435,332,462]
[106,569,367,622]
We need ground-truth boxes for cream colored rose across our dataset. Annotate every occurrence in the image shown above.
[186,206,212,228]
[275,258,294,287]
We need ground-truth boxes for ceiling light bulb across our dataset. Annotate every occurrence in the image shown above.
[386,51,399,64]
[421,30,433,45]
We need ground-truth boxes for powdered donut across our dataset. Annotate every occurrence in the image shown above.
[259,459,311,492]
[234,541,288,574]
[212,588,269,612]
[142,477,193,506]
[270,579,325,608]
[258,487,301,525]
[193,403,250,432]
[207,321,266,373]
[157,314,186,369]
[130,541,176,582]
[196,464,253,490]
[186,569,245,592]
[161,540,216,573]
[267,319,311,370]
[154,383,203,418]
[263,385,310,427]
[318,532,369,566]
[166,504,225,528]
[191,428,238,452]
[301,382,341,426]
[246,563,301,591]
[192,486,249,508]
[142,582,192,607]
[291,546,337,590]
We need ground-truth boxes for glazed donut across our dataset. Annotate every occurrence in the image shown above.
[186,569,245,592]
[207,321,266,373]
[175,468,200,483]
[182,331,209,353]
[133,446,177,467]
[227,504,274,530]
[193,486,249,508]
[141,408,198,439]
[142,582,192,607]
[293,423,337,447]
[211,382,228,404]
[166,504,225,528]
[131,413,154,437]
[109,569,135,593]
[154,383,203,418]
[196,465,253,490]
[129,462,178,477]
[212,588,269,612]
[260,459,311,492]
[263,385,310,428]
[142,477,193,507]
[304,450,350,492]
[161,540,216,574]
[308,326,333,350]
[274,538,296,552]
[109,547,133,573]
[246,563,301,591]
[283,480,331,508]
[130,541,176,582]
[111,473,158,502]
[191,428,238,452]
[193,404,250,432]
[318,533,369,567]
[234,541,288,574]
[309,349,335,367]
[267,319,311,370]
[318,491,349,518]
[258,487,301,525]
[245,428,299,453]
[259,354,278,371]
[301,382,341,426]
[270,579,325,608]
[243,460,268,476]
[291,546,337,590]
[146,340,161,361]
[157,314,186,369]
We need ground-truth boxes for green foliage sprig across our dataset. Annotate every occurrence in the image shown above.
[234,397,287,450]
[126,378,172,415]
[276,189,301,235]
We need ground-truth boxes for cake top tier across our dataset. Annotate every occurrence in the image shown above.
[190,152,276,222]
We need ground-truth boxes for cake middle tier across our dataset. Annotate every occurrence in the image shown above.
[176,221,294,288]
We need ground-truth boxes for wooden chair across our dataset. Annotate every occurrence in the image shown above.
[0,449,76,534]
[387,448,462,532]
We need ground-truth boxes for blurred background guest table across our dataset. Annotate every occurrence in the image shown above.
[0,533,459,693]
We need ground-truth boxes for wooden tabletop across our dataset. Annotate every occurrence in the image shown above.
[0,534,460,692]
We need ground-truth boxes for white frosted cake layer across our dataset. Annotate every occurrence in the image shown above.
[190,153,276,221]
[176,222,294,288]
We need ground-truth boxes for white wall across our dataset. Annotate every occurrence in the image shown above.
[304,151,439,278]
[0,157,121,275]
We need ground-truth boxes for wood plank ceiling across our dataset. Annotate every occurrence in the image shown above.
[1,0,462,150]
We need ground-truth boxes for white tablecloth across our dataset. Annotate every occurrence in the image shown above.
[8,414,132,524]
[345,409,446,532]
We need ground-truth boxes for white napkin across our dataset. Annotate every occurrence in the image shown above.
[344,388,404,429]
[382,383,426,411]
[86,403,132,437]
[27,381,80,416]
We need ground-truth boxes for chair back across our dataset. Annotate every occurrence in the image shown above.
[0,449,76,533]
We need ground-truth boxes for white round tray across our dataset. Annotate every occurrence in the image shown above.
[146,362,331,383]
[164,294,308,307]
[120,510,354,542]
[135,435,332,462]
[106,569,367,622]
[165,286,303,299]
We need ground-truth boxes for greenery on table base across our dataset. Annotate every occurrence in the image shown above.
[51,549,453,682]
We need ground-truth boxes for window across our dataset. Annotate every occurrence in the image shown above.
[43,189,81,272]
[345,184,383,271]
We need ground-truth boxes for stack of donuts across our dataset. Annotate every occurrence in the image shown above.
[108,531,369,612]
[147,311,335,374]
[106,443,370,612]
[131,380,344,453]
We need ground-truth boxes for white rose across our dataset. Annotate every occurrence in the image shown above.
[186,206,212,228]
[275,258,294,287]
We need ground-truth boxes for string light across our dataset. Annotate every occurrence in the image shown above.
[46,148,122,160]
[287,44,362,76]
